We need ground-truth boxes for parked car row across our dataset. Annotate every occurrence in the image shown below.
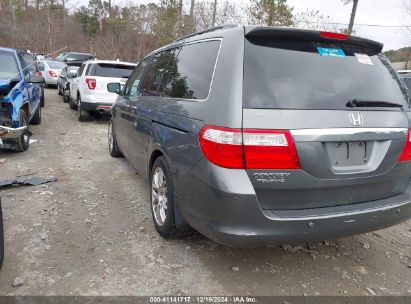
[54,60,136,122]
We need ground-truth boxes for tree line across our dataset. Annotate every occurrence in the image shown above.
[0,0,359,62]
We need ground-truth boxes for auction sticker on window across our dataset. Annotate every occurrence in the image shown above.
[355,53,374,65]
[317,47,346,57]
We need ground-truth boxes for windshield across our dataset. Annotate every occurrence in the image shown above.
[0,50,20,81]
[88,63,135,78]
[46,61,66,69]
[243,37,411,110]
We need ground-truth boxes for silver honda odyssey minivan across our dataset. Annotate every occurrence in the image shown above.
[108,25,411,247]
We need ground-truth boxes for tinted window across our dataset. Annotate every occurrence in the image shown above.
[89,63,135,78]
[141,50,174,96]
[0,51,20,80]
[47,61,66,69]
[125,58,150,98]
[243,37,411,110]
[162,41,220,100]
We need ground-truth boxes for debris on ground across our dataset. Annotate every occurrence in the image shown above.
[0,159,6,164]
[366,287,377,296]
[0,176,58,189]
[231,267,240,272]
[12,277,24,287]
[281,244,304,253]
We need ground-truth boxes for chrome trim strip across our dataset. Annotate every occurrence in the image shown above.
[0,126,28,138]
[268,200,411,221]
[291,128,408,136]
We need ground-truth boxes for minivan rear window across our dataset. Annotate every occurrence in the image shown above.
[243,37,411,110]
[88,63,135,78]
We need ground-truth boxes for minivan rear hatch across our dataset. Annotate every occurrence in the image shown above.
[242,27,411,211]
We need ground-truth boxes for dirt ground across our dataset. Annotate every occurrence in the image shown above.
[0,88,410,296]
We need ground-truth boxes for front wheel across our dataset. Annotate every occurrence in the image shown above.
[30,105,41,125]
[108,119,122,157]
[16,109,30,152]
[150,157,192,239]
[40,87,45,107]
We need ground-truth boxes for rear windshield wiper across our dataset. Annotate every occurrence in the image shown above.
[346,99,404,109]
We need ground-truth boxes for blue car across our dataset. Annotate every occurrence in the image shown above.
[0,47,45,152]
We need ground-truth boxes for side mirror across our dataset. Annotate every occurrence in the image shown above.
[27,75,45,84]
[107,83,121,94]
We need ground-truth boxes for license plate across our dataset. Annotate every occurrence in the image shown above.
[326,141,367,166]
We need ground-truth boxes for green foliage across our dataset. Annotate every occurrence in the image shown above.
[248,0,294,26]
[153,0,181,45]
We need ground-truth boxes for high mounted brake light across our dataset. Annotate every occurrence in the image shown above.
[320,31,349,40]
[199,126,301,169]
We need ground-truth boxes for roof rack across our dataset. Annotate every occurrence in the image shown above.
[174,24,237,42]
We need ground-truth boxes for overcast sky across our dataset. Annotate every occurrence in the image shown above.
[91,0,411,51]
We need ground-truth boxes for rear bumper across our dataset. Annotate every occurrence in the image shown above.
[80,101,112,112]
[177,159,411,247]
[81,95,116,112]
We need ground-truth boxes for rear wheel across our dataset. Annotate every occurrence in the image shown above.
[16,110,30,152]
[150,157,192,239]
[77,95,90,122]
[108,119,122,157]
[30,105,41,125]
[0,198,4,269]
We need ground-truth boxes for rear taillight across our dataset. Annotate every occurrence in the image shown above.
[49,70,57,77]
[198,126,301,169]
[199,126,243,169]
[398,129,411,162]
[243,130,300,169]
[36,72,42,76]
[320,31,349,40]
[86,78,96,90]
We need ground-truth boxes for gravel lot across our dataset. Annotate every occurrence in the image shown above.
[0,88,410,296]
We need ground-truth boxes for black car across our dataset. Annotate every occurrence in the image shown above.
[55,52,95,67]
[57,66,79,103]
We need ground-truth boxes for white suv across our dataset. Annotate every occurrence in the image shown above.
[69,60,136,121]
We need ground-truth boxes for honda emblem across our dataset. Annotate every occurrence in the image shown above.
[349,113,363,126]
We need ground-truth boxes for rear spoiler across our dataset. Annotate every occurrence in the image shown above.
[244,27,384,53]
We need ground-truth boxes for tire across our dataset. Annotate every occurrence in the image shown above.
[69,95,77,110]
[108,118,122,157]
[40,87,45,107]
[16,109,30,152]
[63,89,70,103]
[77,95,90,122]
[30,105,41,125]
[150,156,192,239]
[0,198,4,269]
